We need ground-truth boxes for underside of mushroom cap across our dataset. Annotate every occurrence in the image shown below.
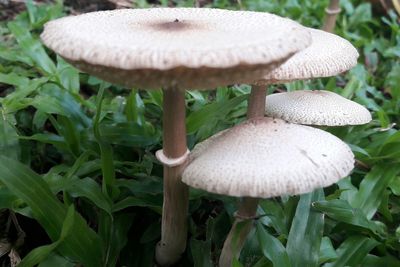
[66,60,282,90]
[41,8,311,90]
[182,117,354,198]
[254,28,359,85]
[265,90,372,126]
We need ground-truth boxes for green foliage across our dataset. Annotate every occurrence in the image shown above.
[18,205,75,267]
[0,156,102,266]
[0,0,399,266]
[256,223,291,267]
[286,189,324,267]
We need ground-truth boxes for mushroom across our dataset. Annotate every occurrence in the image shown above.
[40,8,312,266]
[40,8,312,90]
[245,27,360,122]
[181,117,355,266]
[265,90,372,126]
[216,28,363,265]
[258,28,359,84]
[183,118,354,197]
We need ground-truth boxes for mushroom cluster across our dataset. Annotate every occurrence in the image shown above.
[182,26,371,267]
[40,7,370,267]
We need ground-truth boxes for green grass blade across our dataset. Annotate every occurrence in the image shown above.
[286,189,324,267]
[312,199,383,235]
[7,22,56,74]
[324,236,379,267]
[0,72,29,87]
[32,84,90,128]
[126,89,145,125]
[98,122,159,147]
[93,85,116,194]
[1,78,48,113]
[319,237,338,264]
[68,178,112,215]
[19,205,75,267]
[361,254,400,267]
[259,200,288,235]
[190,239,213,267]
[56,57,80,94]
[256,223,291,267]
[19,242,60,267]
[0,156,103,266]
[0,44,34,65]
[186,94,248,134]
[104,213,134,267]
[0,111,19,159]
[37,253,74,267]
[20,133,68,151]
[351,164,399,219]
[112,196,162,213]
[0,187,19,209]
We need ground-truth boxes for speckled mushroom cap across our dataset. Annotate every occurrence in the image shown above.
[254,28,359,85]
[41,8,311,90]
[265,90,372,126]
[182,117,354,198]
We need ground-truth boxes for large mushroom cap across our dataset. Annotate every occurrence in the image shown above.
[255,28,359,85]
[41,8,311,90]
[265,90,372,126]
[182,118,354,198]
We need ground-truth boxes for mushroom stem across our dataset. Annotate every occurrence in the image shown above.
[322,0,341,33]
[247,85,267,119]
[219,85,266,267]
[156,89,189,266]
[219,198,259,267]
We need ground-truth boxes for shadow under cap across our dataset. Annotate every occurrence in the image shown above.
[66,58,285,90]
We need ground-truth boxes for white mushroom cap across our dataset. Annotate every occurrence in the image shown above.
[255,28,359,84]
[41,8,311,90]
[265,90,372,126]
[182,118,354,198]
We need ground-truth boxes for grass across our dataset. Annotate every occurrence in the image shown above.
[0,0,399,266]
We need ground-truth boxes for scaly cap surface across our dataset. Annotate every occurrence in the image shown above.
[182,117,354,198]
[255,28,359,84]
[41,8,311,89]
[265,90,372,126]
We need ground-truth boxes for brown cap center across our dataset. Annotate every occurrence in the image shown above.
[148,19,196,31]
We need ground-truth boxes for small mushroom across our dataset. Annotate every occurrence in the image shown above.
[40,8,312,266]
[265,90,372,126]
[182,117,355,266]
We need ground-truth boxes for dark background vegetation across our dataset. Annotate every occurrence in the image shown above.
[0,0,399,266]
